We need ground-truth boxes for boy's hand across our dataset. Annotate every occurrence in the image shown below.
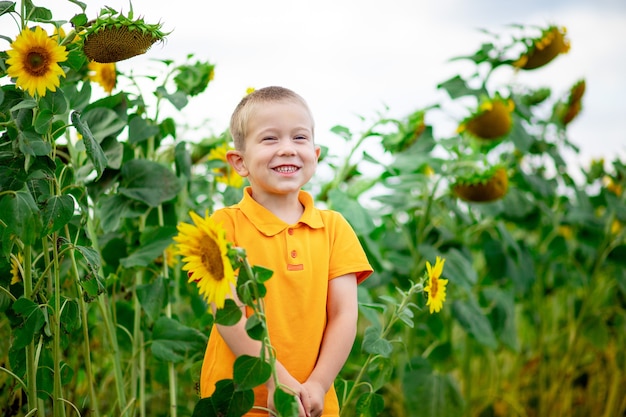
[302,380,326,417]
[267,365,310,417]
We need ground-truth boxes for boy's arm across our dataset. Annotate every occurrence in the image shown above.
[303,273,359,415]
[214,290,309,416]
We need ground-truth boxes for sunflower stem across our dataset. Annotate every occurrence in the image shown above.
[51,233,67,417]
[87,216,130,417]
[158,204,179,417]
[65,224,101,417]
[23,244,42,417]
[340,281,423,415]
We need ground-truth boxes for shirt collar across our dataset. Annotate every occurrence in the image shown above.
[238,187,324,236]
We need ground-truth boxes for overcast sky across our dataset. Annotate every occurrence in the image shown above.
[42,0,626,169]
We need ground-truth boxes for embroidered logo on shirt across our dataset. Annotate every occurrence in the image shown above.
[287,264,304,271]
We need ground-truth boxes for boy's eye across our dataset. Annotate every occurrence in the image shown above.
[294,135,307,140]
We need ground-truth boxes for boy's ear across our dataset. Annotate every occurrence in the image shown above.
[226,150,249,177]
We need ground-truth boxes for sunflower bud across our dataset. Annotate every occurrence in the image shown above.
[458,96,514,141]
[452,167,509,202]
[514,26,570,70]
[80,8,168,63]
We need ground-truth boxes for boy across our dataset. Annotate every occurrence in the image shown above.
[201,86,373,417]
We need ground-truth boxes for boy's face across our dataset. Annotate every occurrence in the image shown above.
[227,100,320,199]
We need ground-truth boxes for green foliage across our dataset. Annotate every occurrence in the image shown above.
[1,3,625,417]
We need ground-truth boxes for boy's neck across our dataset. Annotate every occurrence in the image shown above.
[251,190,304,224]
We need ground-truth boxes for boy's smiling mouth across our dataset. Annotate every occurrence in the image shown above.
[273,165,299,173]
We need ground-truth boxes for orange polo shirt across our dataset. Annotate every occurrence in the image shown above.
[200,187,373,416]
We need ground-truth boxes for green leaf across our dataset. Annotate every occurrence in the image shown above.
[101,136,124,169]
[233,355,271,391]
[274,387,299,417]
[367,356,393,391]
[128,114,160,144]
[403,358,465,417]
[39,88,68,115]
[156,86,188,110]
[151,316,207,363]
[330,125,352,141]
[252,265,273,283]
[355,392,384,417]
[0,2,16,16]
[71,110,107,180]
[581,318,609,349]
[174,61,215,97]
[97,194,133,233]
[438,75,479,99]
[362,325,393,357]
[452,299,498,349]
[11,297,46,350]
[136,276,167,323]
[481,287,519,351]
[80,107,126,142]
[175,141,192,178]
[78,273,105,301]
[119,159,182,207]
[0,187,42,245]
[215,299,243,326]
[34,109,54,134]
[328,189,375,235]
[191,379,254,417]
[18,130,52,156]
[71,243,102,278]
[440,249,476,292]
[120,226,177,268]
[40,194,74,234]
[245,314,266,341]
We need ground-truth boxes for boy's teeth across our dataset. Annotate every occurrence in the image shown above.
[275,166,296,173]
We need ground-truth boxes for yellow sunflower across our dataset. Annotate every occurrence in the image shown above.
[174,210,236,309]
[424,256,448,314]
[458,95,515,141]
[514,26,570,70]
[10,253,24,285]
[208,144,244,188]
[6,26,68,97]
[88,61,117,93]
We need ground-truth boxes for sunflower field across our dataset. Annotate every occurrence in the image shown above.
[1,2,625,417]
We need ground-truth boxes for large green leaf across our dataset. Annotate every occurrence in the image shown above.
[440,248,477,293]
[128,114,160,144]
[403,357,465,417]
[18,130,51,156]
[362,325,393,357]
[452,298,498,349]
[481,287,519,351]
[191,380,254,417]
[136,276,167,323]
[11,297,47,350]
[80,107,126,142]
[328,189,375,235]
[151,316,207,363]
[120,226,177,268]
[71,110,107,180]
[232,354,271,391]
[40,194,74,234]
[119,159,182,207]
[274,387,299,417]
[0,187,42,245]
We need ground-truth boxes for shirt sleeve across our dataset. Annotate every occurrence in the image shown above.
[328,211,373,284]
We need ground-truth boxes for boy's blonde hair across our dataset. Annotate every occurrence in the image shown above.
[229,86,315,150]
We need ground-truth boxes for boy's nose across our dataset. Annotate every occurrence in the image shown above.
[277,140,296,155]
